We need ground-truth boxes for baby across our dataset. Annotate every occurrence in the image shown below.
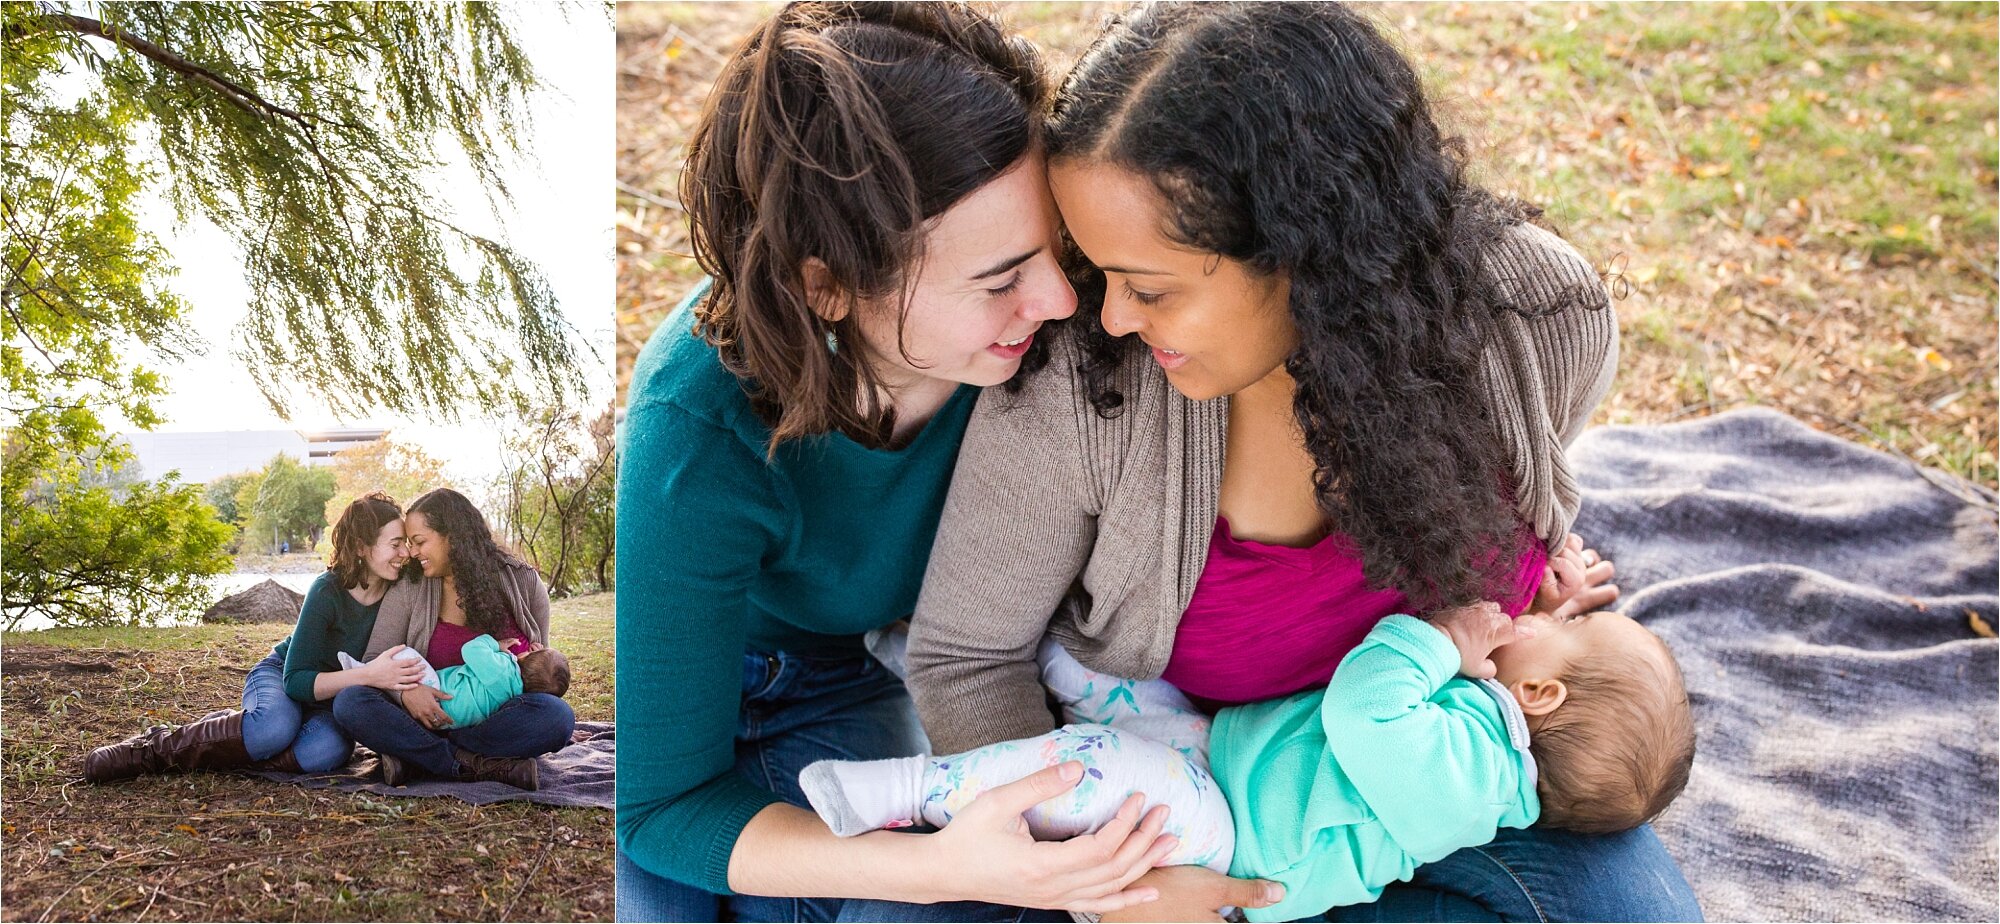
[802,605,1694,921]
[340,636,571,727]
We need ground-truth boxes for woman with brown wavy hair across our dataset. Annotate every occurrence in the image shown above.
[332,487,572,791]
[85,492,427,781]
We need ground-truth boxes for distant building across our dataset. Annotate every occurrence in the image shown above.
[120,428,390,485]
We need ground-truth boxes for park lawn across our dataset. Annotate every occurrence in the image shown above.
[0,593,615,923]
[619,1,1996,487]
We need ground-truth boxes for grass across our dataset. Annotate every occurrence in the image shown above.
[616,0,1997,488]
[0,594,614,922]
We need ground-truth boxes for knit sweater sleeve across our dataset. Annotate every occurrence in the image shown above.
[1321,615,1520,863]
[907,335,1103,754]
[281,573,343,704]
[1479,222,1620,549]
[614,395,786,894]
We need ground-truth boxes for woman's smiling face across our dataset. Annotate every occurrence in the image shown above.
[402,511,452,579]
[835,152,1078,392]
[1048,158,1296,402]
[367,518,407,582]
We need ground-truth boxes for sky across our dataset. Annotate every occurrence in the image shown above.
[122,2,615,485]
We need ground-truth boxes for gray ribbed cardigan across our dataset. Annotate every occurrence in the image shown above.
[362,561,553,662]
[906,221,1619,754]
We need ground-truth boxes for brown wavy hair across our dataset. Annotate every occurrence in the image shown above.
[680,1,1048,449]
[327,492,403,590]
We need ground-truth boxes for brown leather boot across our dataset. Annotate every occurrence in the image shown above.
[377,752,411,787]
[83,709,254,783]
[453,747,538,790]
[249,746,304,774]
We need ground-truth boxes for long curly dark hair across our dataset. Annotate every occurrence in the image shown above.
[406,488,529,636]
[1046,2,1553,610]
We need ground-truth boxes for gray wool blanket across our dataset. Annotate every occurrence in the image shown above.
[249,721,614,809]
[1568,409,1996,922]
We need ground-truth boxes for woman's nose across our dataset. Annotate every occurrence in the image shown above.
[1022,276,1078,323]
[1100,291,1145,338]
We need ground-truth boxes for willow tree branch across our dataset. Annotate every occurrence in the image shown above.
[36,13,304,126]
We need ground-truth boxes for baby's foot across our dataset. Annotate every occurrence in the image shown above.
[799,755,927,837]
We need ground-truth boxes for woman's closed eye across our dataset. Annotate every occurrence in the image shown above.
[985,271,1023,297]
[1122,280,1164,306]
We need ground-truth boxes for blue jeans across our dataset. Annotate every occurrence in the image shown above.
[330,684,576,778]
[619,650,1059,923]
[838,827,1697,924]
[1317,824,1701,922]
[240,650,352,772]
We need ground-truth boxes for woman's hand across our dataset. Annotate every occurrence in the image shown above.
[400,683,455,730]
[1098,865,1286,923]
[919,761,1180,914]
[358,645,427,691]
[1532,532,1619,620]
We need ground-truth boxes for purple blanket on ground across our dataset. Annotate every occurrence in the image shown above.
[1569,409,1996,922]
[248,721,614,809]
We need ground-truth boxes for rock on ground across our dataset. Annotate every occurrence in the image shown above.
[201,579,304,624]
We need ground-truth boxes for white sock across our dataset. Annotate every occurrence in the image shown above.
[799,755,927,837]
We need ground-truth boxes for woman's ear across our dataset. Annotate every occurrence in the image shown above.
[801,257,849,323]
[1510,677,1569,717]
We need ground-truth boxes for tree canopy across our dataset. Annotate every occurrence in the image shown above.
[322,436,452,535]
[2,2,597,627]
[237,453,335,553]
[4,2,590,423]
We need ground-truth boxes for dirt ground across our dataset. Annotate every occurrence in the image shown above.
[0,598,615,922]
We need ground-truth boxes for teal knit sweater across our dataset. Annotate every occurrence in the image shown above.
[1212,615,1541,922]
[276,570,383,704]
[614,285,976,893]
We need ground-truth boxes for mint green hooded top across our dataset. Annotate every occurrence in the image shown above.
[435,634,524,727]
[1211,615,1541,922]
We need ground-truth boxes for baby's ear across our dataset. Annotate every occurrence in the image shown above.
[1511,677,1569,716]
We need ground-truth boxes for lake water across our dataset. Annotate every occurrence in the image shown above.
[6,571,322,632]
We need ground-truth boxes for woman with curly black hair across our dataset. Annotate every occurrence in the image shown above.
[906,3,1700,920]
[333,487,573,790]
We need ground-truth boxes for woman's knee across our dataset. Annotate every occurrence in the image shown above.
[240,712,302,762]
[517,693,577,748]
[330,684,390,725]
[240,686,304,761]
[1415,824,1702,923]
[292,719,354,773]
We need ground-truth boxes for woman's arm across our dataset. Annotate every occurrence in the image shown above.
[1479,221,1620,549]
[309,646,425,701]
[728,764,1180,913]
[906,339,1107,755]
[512,565,553,646]
[615,396,801,892]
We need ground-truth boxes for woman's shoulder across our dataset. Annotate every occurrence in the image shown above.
[501,558,547,591]
[300,569,346,609]
[1483,221,1612,316]
[628,286,763,440]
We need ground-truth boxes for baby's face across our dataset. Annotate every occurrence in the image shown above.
[1492,610,1661,686]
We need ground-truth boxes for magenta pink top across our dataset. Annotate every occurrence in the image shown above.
[1159,517,1548,707]
[426,617,529,669]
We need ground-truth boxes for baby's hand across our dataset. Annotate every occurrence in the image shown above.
[1427,601,1534,679]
